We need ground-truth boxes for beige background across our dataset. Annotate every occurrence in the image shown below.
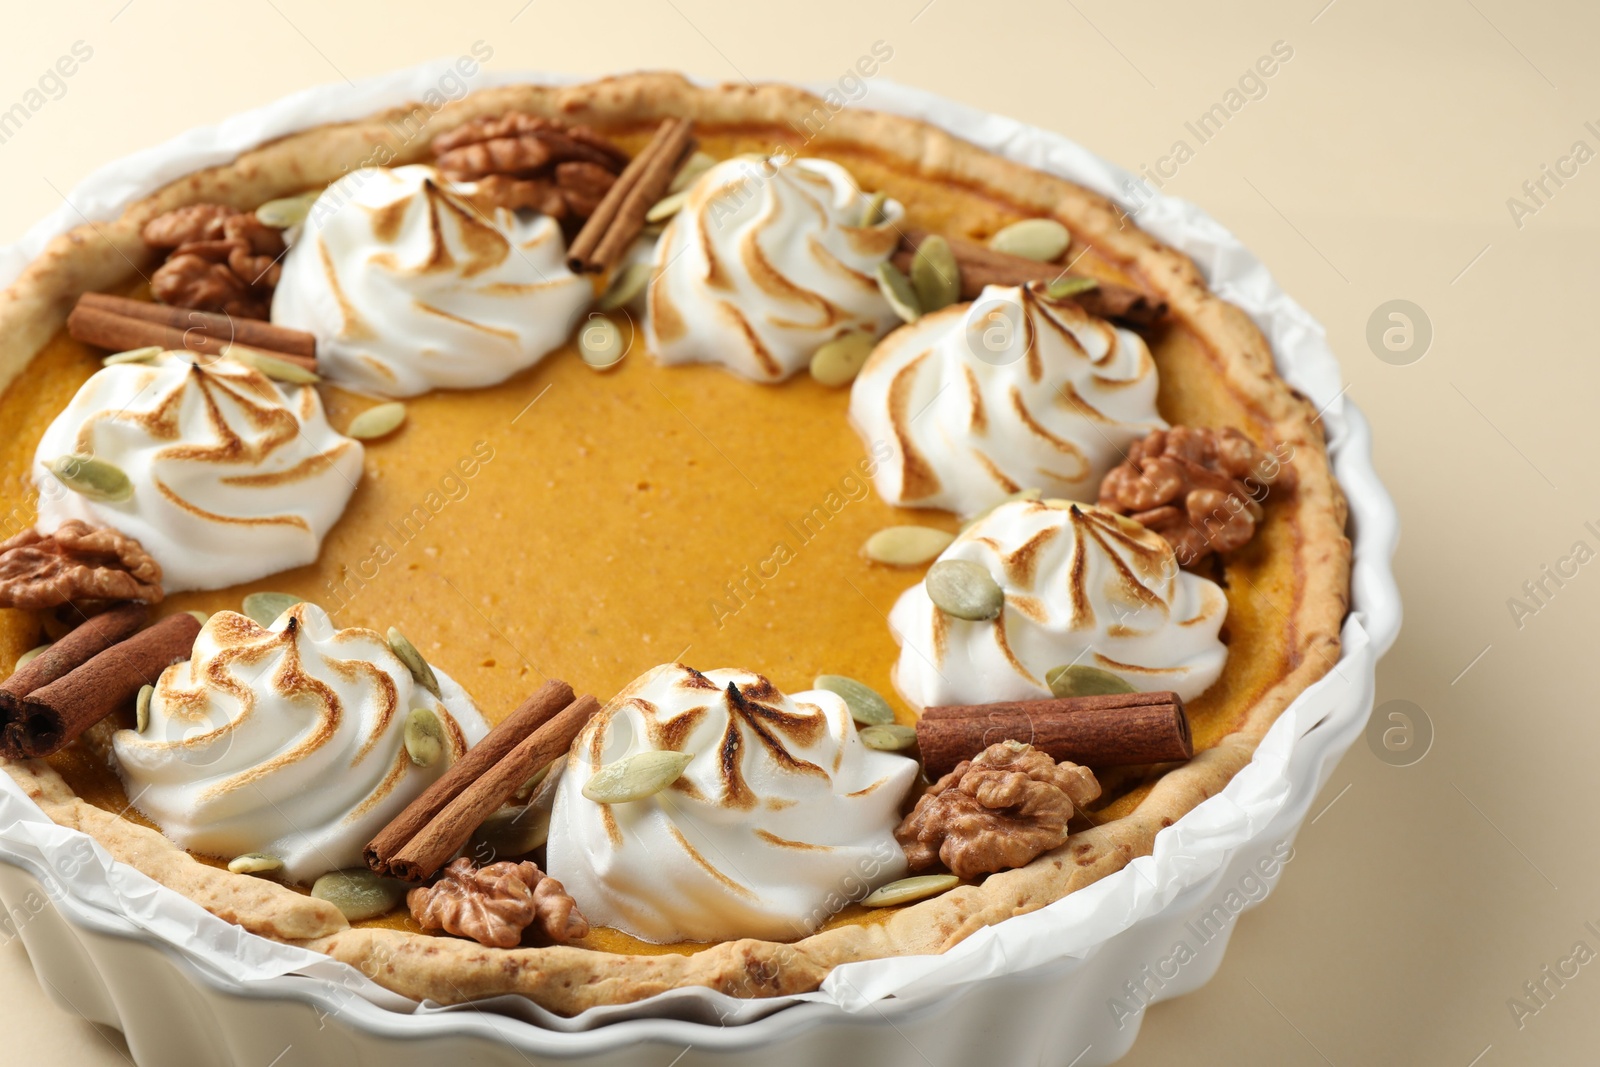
[1,0,1596,1063]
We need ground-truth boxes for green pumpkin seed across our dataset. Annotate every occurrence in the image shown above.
[471,802,551,858]
[227,852,283,876]
[988,218,1070,262]
[813,675,895,727]
[582,750,694,804]
[925,559,1004,621]
[228,346,320,384]
[241,592,301,628]
[859,723,917,752]
[102,345,164,367]
[387,627,441,699]
[404,707,445,768]
[254,192,320,229]
[1044,276,1100,300]
[645,189,690,224]
[863,525,956,567]
[514,757,562,803]
[14,644,49,671]
[960,488,1043,532]
[47,454,133,503]
[668,150,717,194]
[135,683,153,732]
[876,261,921,324]
[596,261,654,311]
[346,402,406,441]
[311,868,409,921]
[809,331,876,388]
[910,235,961,313]
[1046,664,1136,699]
[577,316,626,370]
[861,873,960,907]
[185,610,211,627]
[858,190,889,227]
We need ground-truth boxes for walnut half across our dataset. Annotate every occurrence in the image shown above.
[895,741,1101,880]
[0,521,163,610]
[407,857,589,949]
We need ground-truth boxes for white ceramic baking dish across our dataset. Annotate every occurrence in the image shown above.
[0,66,1401,1067]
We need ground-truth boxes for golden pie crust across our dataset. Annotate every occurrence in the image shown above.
[0,73,1350,1014]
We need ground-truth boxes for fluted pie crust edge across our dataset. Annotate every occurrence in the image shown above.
[0,73,1351,1014]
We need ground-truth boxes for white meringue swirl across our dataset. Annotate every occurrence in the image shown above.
[646,156,904,382]
[889,500,1228,709]
[112,603,487,884]
[33,351,362,593]
[271,164,591,397]
[850,284,1165,515]
[546,664,917,944]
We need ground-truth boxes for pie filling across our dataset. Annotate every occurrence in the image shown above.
[0,111,1320,966]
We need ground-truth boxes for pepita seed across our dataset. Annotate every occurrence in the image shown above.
[596,261,653,311]
[135,683,153,733]
[863,525,956,567]
[241,591,301,628]
[809,331,875,388]
[813,675,895,727]
[960,488,1043,532]
[254,192,320,229]
[404,707,445,768]
[14,644,49,670]
[346,402,406,440]
[645,189,690,224]
[859,723,917,752]
[988,218,1071,262]
[668,150,717,194]
[910,235,961,313]
[582,750,694,804]
[471,802,551,858]
[861,873,960,907]
[387,627,441,699]
[514,756,563,803]
[227,852,283,875]
[228,346,320,384]
[577,315,626,370]
[186,610,211,625]
[102,345,164,367]
[1046,664,1136,699]
[1044,276,1100,300]
[858,190,889,228]
[47,454,133,503]
[311,868,409,921]
[925,559,1005,621]
[876,261,921,324]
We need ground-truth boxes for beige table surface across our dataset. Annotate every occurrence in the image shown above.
[1,0,1595,1063]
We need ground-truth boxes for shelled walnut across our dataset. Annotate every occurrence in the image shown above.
[895,740,1100,880]
[1098,425,1295,567]
[0,521,162,610]
[407,857,588,948]
[143,204,286,320]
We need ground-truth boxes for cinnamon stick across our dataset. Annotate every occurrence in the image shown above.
[387,693,599,883]
[893,227,1167,327]
[915,690,1191,777]
[78,292,317,359]
[364,677,575,874]
[567,117,697,273]
[0,604,148,726]
[1,611,201,760]
[68,302,317,373]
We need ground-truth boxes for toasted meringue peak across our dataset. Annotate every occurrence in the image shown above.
[889,500,1228,710]
[546,663,918,943]
[112,603,487,884]
[271,164,591,397]
[850,284,1165,516]
[645,155,904,383]
[33,351,362,593]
